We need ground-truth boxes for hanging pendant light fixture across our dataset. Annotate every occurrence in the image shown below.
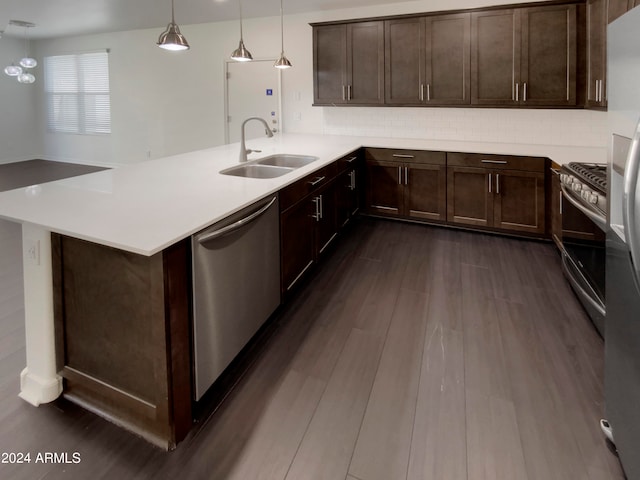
[18,22,37,69]
[231,0,253,62]
[157,0,190,51]
[3,20,37,84]
[274,0,292,69]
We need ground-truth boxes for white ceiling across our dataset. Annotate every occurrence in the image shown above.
[0,0,415,40]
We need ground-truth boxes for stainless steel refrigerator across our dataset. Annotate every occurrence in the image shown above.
[606,6,640,479]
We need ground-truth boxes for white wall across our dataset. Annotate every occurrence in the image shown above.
[30,0,606,167]
[0,36,39,164]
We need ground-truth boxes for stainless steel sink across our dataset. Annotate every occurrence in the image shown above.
[256,154,319,168]
[220,164,294,179]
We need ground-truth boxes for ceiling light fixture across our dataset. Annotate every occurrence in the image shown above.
[3,20,37,84]
[231,0,252,62]
[157,0,190,51]
[274,0,292,69]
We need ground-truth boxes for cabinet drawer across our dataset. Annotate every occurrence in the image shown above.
[447,152,546,172]
[280,164,337,211]
[364,148,446,165]
[336,150,361,172]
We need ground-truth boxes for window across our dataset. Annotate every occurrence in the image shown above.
[44,51,111,134]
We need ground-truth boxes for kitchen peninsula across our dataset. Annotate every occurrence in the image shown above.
[0,133,606,448]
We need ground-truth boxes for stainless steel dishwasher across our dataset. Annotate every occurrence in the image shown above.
[191,194,280,400]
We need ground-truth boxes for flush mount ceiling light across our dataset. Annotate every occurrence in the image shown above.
[3,20,37,84]
[231,0,253,62]
[274,0,292,69]
[157,0,190,51]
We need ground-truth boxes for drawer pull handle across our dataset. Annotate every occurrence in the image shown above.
[308,176,326,186]
[346,156,358,163]
[481,160,508,164]
[392,154,415,159]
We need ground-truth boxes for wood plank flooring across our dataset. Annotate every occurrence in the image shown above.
[0,217,625,480]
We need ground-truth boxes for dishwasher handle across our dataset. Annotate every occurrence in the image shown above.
[197,196,277,245]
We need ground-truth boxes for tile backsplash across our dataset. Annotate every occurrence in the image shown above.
[321,107,608,147]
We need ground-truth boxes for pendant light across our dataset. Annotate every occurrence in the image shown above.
[3,20,37,84]
[157,0,190,51]
[231,0,253,62]
[18,23,37,69]
[274,0,292,69]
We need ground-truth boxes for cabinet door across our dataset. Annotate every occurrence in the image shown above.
[385,17,424,105]
[280,201,316,293]
[471,9,520,105]
[336,168,359,228]
[493,170,545,234]
[366,160,402,216]
[609,0,630,22]
[313,24,347,105]
[587,0,607,107]
[425,13,471,105]
[520,5,576,106]
[314,181,338,255]
[447,166,493,227]
[347,22,384,104]
[405,164,447,221]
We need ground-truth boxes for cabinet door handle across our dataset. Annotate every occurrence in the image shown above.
[319,194,323,219]
[346,156,358,163]
[348,84,352,101]
[405,166,409,185]
[496,174,500,194]
[481,159,507,164]
[342,85,346,101]
[488,173,492,193]
[312,196,321,221]
[595,80,599,102]
[427,83,431,102]
[392,154,415,159]
[349,170,356,190]
[420,84,425,102]
[515,83,519,102]
[309,176,325,186]
[523,82,527,102]
[599,80,604,103]
[398,166,402,185]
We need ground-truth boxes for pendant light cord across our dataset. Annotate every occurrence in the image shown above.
[280,0,284,54]
[171,0,176,24]
[239,0,244,40]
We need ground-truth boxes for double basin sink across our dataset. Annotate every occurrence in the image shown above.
[220,154,319,179]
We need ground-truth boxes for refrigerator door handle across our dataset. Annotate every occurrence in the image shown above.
[623,117,640,292]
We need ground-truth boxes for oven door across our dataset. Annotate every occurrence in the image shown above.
[560,186,606,336]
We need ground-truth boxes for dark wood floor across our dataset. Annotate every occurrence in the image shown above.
[0,159,107,192]
[0,216,624,480]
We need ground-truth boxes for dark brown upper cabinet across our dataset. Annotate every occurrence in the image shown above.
[471,4,577,107]
[587,0,607,108]
[313,21,384,105]
[384,13,471,106]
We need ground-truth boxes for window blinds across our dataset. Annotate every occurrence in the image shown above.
[44,51,111,134]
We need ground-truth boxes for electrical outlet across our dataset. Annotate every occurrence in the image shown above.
[25,238,40,266]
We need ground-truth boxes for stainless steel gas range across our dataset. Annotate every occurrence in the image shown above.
[559,162,607,337]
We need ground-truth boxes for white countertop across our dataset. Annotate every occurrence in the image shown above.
[0,133,606,256]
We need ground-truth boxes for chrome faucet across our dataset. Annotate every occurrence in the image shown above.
[239,117,274,162]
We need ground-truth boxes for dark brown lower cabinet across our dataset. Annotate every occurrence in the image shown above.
[365,148,447,222]
[445,166,493,227]
[52,235,192,450]
[447,153,546,236]
[280,152,361,295]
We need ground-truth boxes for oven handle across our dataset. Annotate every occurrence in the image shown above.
[560,250,605,317]
[623,117,640,292]
[560,183,607,231]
